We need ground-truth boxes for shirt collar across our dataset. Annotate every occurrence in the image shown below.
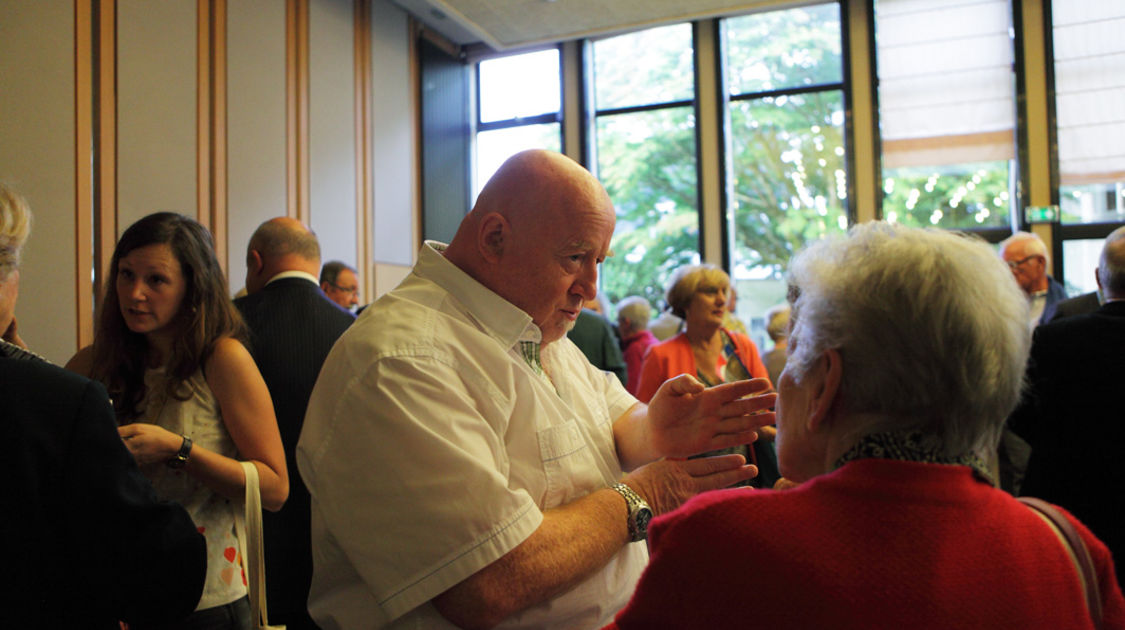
[266,269,319,286]
[416,241,540,349]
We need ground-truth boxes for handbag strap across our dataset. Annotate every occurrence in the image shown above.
[1018,496,1103,629]
[235,461,280,630]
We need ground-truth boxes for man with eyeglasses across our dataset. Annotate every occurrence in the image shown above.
[320,260,360,311]
[998,231,1068,330]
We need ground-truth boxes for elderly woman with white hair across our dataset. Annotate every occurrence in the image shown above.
[615,295,657,396]
[606,222,1124,629]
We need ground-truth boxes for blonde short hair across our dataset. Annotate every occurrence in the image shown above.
[665,263,729,318]
[765,303,790,342]
[0,184,32,281]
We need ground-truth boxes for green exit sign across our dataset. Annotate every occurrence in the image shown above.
[1025,205,1059,223]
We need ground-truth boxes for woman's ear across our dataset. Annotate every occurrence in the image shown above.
[478,212,509,263]
[806,348,843,433]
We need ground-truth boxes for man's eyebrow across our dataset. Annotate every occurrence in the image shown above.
[562,240,613,258]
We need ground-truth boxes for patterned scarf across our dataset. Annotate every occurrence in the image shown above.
[834,430,995,485]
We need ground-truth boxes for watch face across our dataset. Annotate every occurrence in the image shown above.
[635,507,653,535]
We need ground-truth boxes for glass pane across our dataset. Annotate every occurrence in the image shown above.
[478,49,560,123]
[596,107,699,306]
[1052,0,1125,219]
[876,0,1015,192]
[474,123,561,201]
[725,2,842,96]
[1059,183,1125,225]
[593,23,694,110]
[882,162,1011,229]
[1062,238,1104,295]
[728,91,848,283]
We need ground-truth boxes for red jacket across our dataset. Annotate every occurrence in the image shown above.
[607,459,1125,630]
[634,330,769,404]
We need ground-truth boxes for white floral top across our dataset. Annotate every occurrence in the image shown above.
[137,368,246,611]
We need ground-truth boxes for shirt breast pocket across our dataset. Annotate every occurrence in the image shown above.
[537,420,593,509]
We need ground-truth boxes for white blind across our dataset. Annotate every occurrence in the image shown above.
[1053,0,1125,186]
[876,0,1015,169]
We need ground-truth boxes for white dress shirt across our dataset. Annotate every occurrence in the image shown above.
[298,241,645,629]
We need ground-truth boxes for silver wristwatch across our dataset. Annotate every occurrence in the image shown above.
[611,482,653,542]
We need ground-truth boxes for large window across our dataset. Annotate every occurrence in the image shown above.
[723,3,847,339]
[876,0,1015,232]
[474,49,562,200]
[1053,0,1125,227]
[591,24,698,307]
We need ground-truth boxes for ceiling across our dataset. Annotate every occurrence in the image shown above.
[391,0,790,50]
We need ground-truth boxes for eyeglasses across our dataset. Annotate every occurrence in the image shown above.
[328,282,359,295]
[1006,255,1039,270]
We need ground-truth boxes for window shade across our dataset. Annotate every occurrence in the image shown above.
[1053,0,1125,186]
[876,0,1015,169]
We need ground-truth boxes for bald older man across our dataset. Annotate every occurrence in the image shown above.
[999,231,1068,328]
[235,217,355,629]
[298,150,774,629]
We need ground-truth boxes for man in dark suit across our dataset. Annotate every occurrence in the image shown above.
[235,217,355,629]
[1009,225,1125,584]
[568,307,627,385]
[1042,290,1100,324]
[0,182,206,627]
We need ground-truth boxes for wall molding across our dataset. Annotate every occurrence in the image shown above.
[75,0,94,348]
[355,0,373,302]
[287,0,310,223]
[197,0,228,270]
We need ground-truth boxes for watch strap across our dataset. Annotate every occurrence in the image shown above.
[167,434,193,469]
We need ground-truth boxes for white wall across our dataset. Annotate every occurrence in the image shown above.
[0,0,420,362]
[0,0,79,364]
[309,0,359,272]
[227,0,288,294]
[117,0,198,231]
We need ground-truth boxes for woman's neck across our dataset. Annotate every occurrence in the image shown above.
[145,334,173,368]
[685,323,722,347]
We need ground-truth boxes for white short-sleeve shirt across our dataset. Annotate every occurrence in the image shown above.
[297,242,645,629]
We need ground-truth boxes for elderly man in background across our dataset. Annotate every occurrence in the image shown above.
[319,260,360,311]
[762,303,790,387]
[235,217,355,629]
[1010,225,1125,584]
[298,149,774,629]
[616,296,658,396]
[607,222,1124,629]
[0,184,207,627]
[999,231,1068,328]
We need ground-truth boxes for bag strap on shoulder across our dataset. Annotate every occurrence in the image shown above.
[1018,496,1102,629]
